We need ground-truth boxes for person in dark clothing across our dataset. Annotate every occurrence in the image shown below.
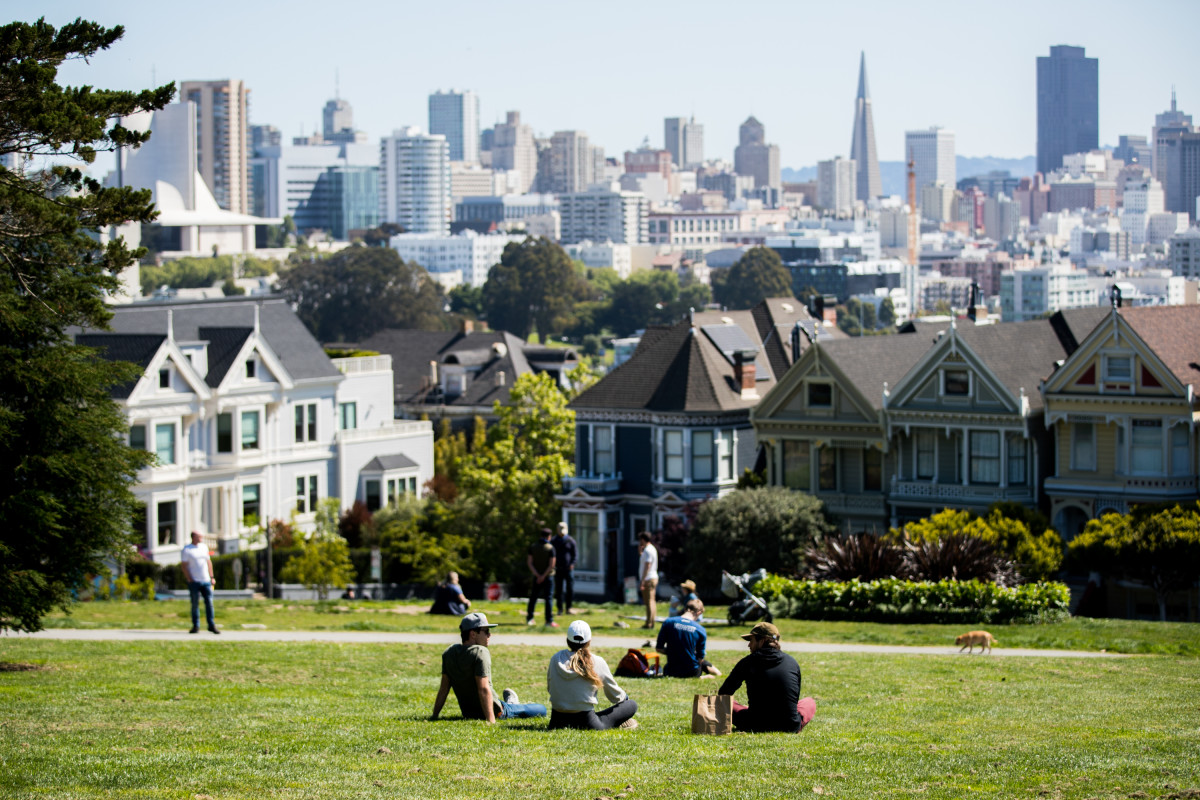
[718,621,815,733]
[552,521,577,616]
[526,528,557,627]
[430,571,471,615]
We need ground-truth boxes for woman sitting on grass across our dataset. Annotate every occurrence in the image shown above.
[546,621,638,731]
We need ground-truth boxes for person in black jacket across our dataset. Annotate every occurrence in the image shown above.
[717,621,814,733]
[552,522,577,616]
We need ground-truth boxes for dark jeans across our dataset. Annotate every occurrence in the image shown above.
[187,581,215,629]
[548,699,637,731]
[555,568,575,614]
[527,576,553,623]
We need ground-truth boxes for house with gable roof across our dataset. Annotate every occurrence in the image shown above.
[77,296,433,564]
[1042,305,1200,537]
[558,299,827,599]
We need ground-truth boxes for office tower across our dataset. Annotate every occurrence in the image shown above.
[665,116,704,168]
[983,194,1020,242]
[321,98,365,145]
[849,53,882,203]
[921,183,956,222]
[548,130,594,194]
[1164,132,1200,221]
[491,111,537,193]
[428,89,480,164]
[179,79,250,213]
[1152,90,1193,179]
[816,157,856,214]
[379,127,451,235]
[905,127,955,195]
[1112,135,1151,167]
[1036,45,1099,176]
[734,116,781,191]
[249,124,281,156]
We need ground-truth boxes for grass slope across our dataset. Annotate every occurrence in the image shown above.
[1,639,1198,799]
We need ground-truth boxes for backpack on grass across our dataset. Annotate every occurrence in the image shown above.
[615,648,660,678]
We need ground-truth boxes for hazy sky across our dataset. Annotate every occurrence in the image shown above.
[21,0,1200,168]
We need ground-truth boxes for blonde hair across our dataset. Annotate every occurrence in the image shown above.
[567,641,603,687]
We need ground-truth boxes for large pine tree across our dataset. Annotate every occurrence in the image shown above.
[0,18,174,631]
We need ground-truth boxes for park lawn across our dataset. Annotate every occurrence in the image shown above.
[0,639,1197,800]
[40,598,1200,656]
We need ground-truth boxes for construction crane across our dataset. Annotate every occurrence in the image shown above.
[907,148,919,267]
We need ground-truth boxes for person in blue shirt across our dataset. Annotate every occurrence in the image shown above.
[655,599,721,678]
[430,571,471,616]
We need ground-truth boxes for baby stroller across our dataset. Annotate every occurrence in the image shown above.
[721,569,773,625]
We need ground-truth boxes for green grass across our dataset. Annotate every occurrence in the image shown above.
[1,639,1198,799]
[41,598,1200,655]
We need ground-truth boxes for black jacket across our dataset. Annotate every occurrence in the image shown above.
[718,647,802,732]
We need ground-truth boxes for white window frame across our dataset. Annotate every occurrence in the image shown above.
[817,446,838,491]
[969,431,1001,485]
[1104,353,1133,383]
[239,408,263,453]
[942,369,971,398]
[154,498,179,549]
[1130,419,1164,475]
[692,430,715,483]
[718,429,735,481]
[1071,422,1096,472]
[1007,434,1027,486]
[568,510,602,573]
[915,430,935,479]
[241,482,261,527]
[629,514,650,547]
[154,421,177,466]
[158,367,171,391]
[1171,424,1191,476]
[592,424,614,477]
[663,429,684,482]
[338,401,357,431]
[295,474,319,515]
[294,402,318,444]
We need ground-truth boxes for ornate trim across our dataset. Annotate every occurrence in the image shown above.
[574,409,750,426]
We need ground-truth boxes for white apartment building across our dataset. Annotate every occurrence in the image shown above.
[650,206,791,248]
[817,157,856,214]
[77,297,434,563]
[380,128,451,235]
[1168,228,1200,279]
[549,131,597,194]
[428,90,480,164]
[565,241,634,279]
[559,183,649,245]
[999,262,1099,321]
[390,230,527,288]
[1121,178,1165,245]
[1147,212,1190,245]
[491,111,537,194]
[921,183,956,222]
[983,194,1022,242]
[180,80,250,214]
[905,127,956,195]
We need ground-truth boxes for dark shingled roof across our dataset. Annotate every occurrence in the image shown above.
[199,327,252,387]
[75,333,166,398]
[951,319,1074,411]
[363,453,419,471]
[1119,305,1200,390]
[812,334,934,410]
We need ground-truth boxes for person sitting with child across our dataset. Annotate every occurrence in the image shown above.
[546,620,638,731]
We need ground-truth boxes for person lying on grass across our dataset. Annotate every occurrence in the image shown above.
[656,599,721,678]
[718,621,815,733]
[546,620,638,730]
[431,612,547,723]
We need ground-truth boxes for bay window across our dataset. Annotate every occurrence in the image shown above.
[692,431,714,482]
[155,423,176,465]
[241,410,260,451]
[663,430,683,481]
[593,426,613,476]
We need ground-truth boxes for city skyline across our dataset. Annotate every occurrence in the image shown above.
[21,0,1200,170]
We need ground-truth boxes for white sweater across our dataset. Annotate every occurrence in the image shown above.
[546,649,627,712]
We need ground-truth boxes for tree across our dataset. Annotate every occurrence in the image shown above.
[279,500,355,600]
[837,298,878,336]
[0,19,173,632]
[879,296,897,328]
[447,284,484,319]
[687,487,834,584]
[482,237,588,339]
[277,244,446,342]
[713,247,792,310]
[1068,503,1200,621]
[375,497,471,586]
[453,373,575,583]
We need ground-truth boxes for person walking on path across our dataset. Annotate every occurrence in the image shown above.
[637,532,658,629]
[552,521,577,616]
[717,621,815,733]
[526,528,557,627]
[431,613,547,723]
[656,599,721,678]
[181,531,219,635]
[546,621,638,731]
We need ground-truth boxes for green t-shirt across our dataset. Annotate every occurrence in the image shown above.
[529,538,556,575]
[442,643,492,719]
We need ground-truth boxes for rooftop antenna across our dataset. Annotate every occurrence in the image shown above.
[1171,85,1176,112]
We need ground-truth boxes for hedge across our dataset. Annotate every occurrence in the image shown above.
[756,574,1071,624]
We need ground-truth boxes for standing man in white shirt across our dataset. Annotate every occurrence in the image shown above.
[181,530,219,634]
[637,532,659,629]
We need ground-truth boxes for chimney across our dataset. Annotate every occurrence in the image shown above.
[733,350,758,399]
[495,370,506,388]
[461,318,474,335]
[429,360,438,388]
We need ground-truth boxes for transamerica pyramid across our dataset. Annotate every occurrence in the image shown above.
[849,51,882,202]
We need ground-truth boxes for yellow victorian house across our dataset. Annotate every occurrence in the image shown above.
[1042,305,1200,537]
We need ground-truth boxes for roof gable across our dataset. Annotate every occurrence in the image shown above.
[1043,308,1189,397]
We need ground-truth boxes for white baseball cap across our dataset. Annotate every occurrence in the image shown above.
[566,620,592,645]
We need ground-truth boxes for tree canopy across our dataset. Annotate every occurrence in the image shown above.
[0,18,173,632]
[712,247,792,310]
[482,237,588,339]
[277,244,446,342]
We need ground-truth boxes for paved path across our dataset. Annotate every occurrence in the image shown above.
[11,628,1124,658]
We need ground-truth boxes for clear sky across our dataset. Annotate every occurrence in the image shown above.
[19,0,1200,168]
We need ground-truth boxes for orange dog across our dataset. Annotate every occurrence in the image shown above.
[955,630,996,654]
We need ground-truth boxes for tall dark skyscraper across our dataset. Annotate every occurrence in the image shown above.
[1036,45,1099,176]
[849,52,881,202]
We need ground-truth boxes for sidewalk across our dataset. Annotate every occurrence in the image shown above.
[12,628,1125,657]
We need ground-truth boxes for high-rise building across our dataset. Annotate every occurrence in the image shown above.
[734,116,781,191]
[249,124,281,156]
[548,130,595,194]
[491,111,537,193]
[379,127,451,235]
[1163,132,1200,221]
[323,99,352,140]
[1036,45,1099,176]
[1112,135,1152,167]
[558,183,649,245]
[1120,177,1165,245]
[905,127,955,196]
[665,116,704,168]
[849,53,882,203]
[816,157,856,214]
[1152,90,1193,182]
[428,90,480,164]
[180,79,250,213]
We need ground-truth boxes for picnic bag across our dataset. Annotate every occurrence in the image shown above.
[691,694,733,735]
[615,648,660,678]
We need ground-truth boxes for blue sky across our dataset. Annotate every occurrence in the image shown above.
[20,0,1200,167]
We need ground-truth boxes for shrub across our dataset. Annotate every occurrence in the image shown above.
[804,533,907,582]
[895,507,1063,582]
[757,574,1070,624]
[902,534,1020,587]
[280,500,355,599]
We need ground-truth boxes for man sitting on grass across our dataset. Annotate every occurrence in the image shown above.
[718,621,815,733]
[656,599,721,678]
[429,571,471,616]
[431,612,547,723]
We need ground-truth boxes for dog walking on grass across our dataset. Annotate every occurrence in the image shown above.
[956,630,997,654]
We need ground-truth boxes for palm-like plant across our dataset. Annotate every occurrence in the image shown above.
[902,534,1021,587]
[804,533,909,582]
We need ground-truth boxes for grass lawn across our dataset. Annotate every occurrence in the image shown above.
[1,637,1198,799]
[40,598,1200,656]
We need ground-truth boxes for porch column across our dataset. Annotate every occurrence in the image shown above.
[962,429,970,486]
[999,432,1008,488]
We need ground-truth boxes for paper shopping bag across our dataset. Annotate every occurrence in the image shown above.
[691,694,733,735]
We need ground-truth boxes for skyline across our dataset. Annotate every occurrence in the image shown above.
[20,0,1200,170]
